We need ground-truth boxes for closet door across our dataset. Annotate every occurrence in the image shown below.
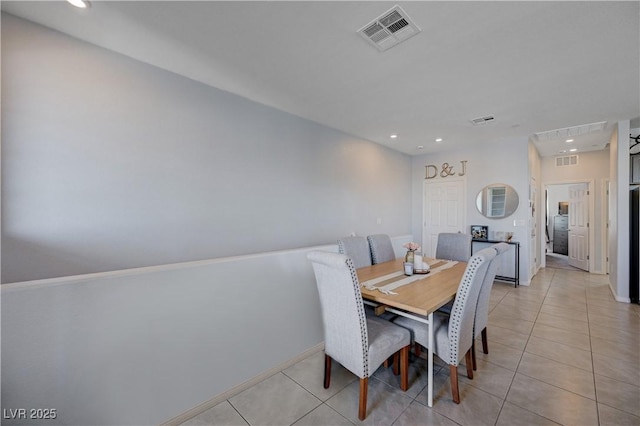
[422,178,465,258]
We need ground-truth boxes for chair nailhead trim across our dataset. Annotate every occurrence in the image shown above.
[346,257,369,377]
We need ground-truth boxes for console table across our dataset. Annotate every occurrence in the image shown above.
[471,239,520,287]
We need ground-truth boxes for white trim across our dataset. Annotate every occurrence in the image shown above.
[1,235,414,291]
[160,343,325,426]
[602,179,610,275]
[1,245,331,290]
[611,282,630,303]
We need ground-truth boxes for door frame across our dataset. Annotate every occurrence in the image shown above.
[542,179,595,273]
[602,179,610,274]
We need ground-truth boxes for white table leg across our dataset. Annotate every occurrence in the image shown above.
[385,308,435,407]
[428,311,434,407]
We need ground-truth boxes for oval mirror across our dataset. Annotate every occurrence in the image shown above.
[476,184,519,219]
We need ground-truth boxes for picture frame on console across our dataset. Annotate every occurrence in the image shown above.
[470,225,488,240]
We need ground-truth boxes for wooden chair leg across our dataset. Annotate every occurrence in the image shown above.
[465,349,474,379]
[392,352,400,376]
[481,328,489,354]
[383,359,390,368]
[400,345,409,391]
[471,340,477,371]
[324,355,332,389]
[449,365,460,404]
[414,343,422,357]
[358,377,368,421]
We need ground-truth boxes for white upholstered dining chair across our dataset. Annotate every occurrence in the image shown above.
[307,251,410,420]
[367,234,396,264]
[337,236,372,269]
[435,233,472,262]
[393,247,496,404]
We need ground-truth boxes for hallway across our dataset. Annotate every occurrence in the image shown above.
[545,252,582,271]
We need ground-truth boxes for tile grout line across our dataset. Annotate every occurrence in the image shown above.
[586,284,602,426]
[225,399,251,426]
[494,268,556,425]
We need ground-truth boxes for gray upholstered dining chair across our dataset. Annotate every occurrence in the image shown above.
[439,242,510,370]
[307,251,410,420]
[471,242,510,369]
[367,234,396,264]
[337,236,372,269]
[393,247,496,404]
[435,233,472,262]
[339,235,396,321]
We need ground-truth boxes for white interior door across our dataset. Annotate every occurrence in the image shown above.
[422,179,465,258]
[568,183,589,271]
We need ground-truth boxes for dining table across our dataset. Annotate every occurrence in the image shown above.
[356,257,467,407]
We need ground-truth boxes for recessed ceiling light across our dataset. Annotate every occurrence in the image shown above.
[390,134,398,139]
[435,138,443,143]
[565,139,574,143]
[67,0,90,8]
[570,148,577,152]
[417,145,424,150]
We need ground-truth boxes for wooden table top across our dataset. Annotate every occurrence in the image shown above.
[357,258,467,317]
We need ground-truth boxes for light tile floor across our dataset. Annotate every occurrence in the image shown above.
[182,268,640,426]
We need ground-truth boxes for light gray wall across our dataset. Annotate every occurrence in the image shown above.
[1,237,413,426]
[410,139,531,284]
[1,245,326,425]
[1,13,414,425]
[1,13,412,283]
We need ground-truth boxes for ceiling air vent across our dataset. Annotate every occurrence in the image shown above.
[470,115,496,126]
[556,155,579,167]
[358,5,421,52]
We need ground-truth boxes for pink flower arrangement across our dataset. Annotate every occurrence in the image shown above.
[403,242,421,251]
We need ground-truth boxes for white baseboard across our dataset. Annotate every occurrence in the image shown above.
[160,342,325,426]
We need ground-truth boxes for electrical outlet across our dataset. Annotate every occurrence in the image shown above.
[376,218,382,225]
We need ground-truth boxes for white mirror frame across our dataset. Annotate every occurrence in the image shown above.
[476,183,519,219]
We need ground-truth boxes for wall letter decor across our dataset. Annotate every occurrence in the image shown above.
[425,160,468,179]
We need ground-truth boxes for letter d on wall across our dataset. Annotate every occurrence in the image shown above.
[425,165,438,179]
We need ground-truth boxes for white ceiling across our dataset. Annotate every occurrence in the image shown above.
[2,1,639,157]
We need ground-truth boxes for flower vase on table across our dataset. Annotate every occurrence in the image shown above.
[402,242,421,265]
[404,250,415,264]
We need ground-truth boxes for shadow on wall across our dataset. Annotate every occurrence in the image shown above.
[1,237,115,283]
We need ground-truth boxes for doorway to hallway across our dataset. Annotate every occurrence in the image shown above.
[544,181,591,272]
